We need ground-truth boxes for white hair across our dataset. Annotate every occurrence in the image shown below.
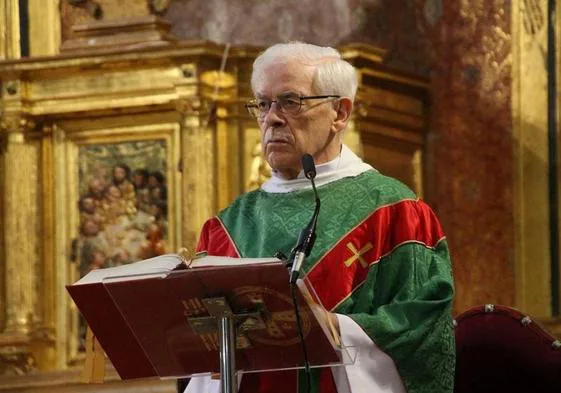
[251,42,358,102]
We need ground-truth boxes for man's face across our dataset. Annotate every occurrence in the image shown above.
[133,173,146,188]
[113,166,126,183]
[89,178,105,198]
[82,220,99,236]
[148,176,159,188]
[82,197,95,214]
[253,61,339,179]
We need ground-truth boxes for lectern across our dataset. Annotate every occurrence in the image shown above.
[67,255,349,393]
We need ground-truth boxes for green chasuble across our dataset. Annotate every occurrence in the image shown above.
[197,170,456,393]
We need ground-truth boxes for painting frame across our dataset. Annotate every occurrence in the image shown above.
[54,122,182,365]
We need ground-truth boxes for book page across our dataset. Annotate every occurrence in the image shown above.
[72,254,283,285]
[73,253,184,285]
[188,255,280,268]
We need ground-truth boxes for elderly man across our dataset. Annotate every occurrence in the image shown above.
[184,42,455,393]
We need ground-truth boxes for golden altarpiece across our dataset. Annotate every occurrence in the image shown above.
[0,15,429,393]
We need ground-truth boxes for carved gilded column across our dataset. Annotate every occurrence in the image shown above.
[215,103,242,211]
[28,0,61,56]
[0,123,39,335]
[0,0,20,59]
[177,96,216,250]
[51,124,71,370]
[0,116,40,375]
[200,69,240,211]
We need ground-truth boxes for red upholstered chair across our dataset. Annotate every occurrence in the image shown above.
[454,304,561,393]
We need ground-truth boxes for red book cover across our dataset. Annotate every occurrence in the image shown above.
[67,255,341,380]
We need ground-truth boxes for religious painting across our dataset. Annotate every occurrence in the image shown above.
[76,140,168,278]
[60,122,183,362]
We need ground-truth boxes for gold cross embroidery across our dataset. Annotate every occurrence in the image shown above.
[344,242,373,268]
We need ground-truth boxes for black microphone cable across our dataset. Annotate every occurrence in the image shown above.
[289,154,320,284]
[290,282,311,393]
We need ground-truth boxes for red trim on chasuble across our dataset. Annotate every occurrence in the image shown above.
[306,199,445,311]
[196,217,240,257]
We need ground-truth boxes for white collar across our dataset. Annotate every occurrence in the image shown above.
[261,145,374,193]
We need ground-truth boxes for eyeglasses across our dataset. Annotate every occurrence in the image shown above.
[245,94,341,119]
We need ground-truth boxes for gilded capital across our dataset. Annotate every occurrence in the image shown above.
[176,97,203,115]
[0,115,37,134]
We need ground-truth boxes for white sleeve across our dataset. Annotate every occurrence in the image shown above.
[183,374,243,393]
[331,314,406,393]
[183,375,220,393]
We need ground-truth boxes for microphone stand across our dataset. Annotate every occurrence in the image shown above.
[286,154,321,393]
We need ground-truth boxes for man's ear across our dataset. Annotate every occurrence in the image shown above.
[331,98,353,134]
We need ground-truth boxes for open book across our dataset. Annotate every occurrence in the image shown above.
[67,253,342,380]
[74,253,280,285]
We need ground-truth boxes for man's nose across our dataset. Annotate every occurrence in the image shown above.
[263,102,286,127]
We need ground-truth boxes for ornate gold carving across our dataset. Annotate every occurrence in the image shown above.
[30,326,56,344]
[4,81,17,95]
[149,0,172,16]
[242,126,263,192]
[0,116,36,134]
[176,96,203,115]
[521,0,545,36]
[0,327,54,377]
[200,70,237,100]
[246,142,271,191]
[0,346,36,376]
[68,0,103,20]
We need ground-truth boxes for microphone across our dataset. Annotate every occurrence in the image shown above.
[289,154,321,284]
[302,154,316,180]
